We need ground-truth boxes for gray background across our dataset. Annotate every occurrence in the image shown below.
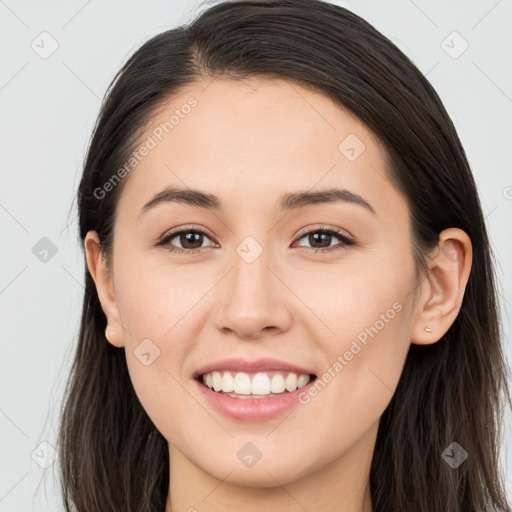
[1,0,511,509]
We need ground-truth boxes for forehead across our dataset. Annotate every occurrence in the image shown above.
[116,77,406,223]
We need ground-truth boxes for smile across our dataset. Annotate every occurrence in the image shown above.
[194,371,318,422]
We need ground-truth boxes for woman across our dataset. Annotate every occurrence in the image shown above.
[58,0,512,510]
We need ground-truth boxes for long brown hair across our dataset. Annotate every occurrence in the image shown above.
[58,1,512,510]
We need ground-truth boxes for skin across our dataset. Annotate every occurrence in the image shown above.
[85,77,472,512]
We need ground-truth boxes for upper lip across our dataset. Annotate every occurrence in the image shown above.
[194,358,317,378]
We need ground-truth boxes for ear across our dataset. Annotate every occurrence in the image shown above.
[84,230,125,348]
[410,228,473,345]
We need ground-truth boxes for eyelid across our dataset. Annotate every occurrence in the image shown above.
[160,224,352,241]
[159,224,216,241]
[294,224,353,240]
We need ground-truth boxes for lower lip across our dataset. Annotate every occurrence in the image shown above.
[194,377,317,422]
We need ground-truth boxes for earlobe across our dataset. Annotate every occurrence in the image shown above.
[84,230,125,348]
[410,228,472,346]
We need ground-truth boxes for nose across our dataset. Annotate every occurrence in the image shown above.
[213,249,292,339]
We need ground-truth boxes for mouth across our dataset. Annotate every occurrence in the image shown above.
[194,370,318,399]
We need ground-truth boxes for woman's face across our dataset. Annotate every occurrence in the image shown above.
[88,77,424,489]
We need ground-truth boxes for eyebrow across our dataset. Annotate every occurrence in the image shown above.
[138,185,377,218]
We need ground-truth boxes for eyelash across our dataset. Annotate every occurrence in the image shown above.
[156,225,356,255]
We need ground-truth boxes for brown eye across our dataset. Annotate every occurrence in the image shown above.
[158,227,215,254]
[175,231,204,250]
[294,227,355,253]
[157,225,355,256]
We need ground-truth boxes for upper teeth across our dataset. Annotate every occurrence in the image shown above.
[202,371,311,395]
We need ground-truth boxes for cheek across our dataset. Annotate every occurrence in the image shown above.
[306,254,416,412]
[113,247,210,340]
[296,254,413,340]
[323,299,410,401]
[124,354,194,444]
[112,259,203,436]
